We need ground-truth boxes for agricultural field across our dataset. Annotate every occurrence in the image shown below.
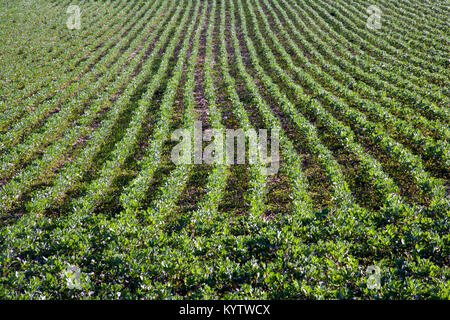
[0,0,448,300]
